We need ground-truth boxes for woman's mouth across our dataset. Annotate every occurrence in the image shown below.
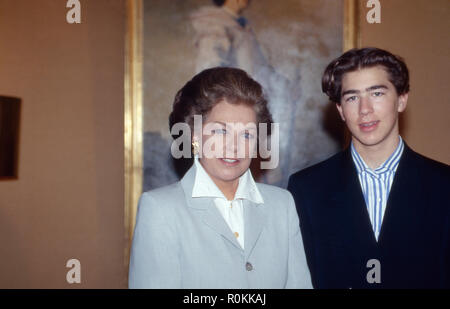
[219,158,240,166]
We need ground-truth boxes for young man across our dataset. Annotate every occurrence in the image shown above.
[288,47,450,288]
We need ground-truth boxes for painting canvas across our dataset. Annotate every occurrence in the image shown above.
[0,96,21,179]
[141,0,346,191]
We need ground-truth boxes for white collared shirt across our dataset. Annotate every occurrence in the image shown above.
[221,6,242,20]
[192,157,264,249]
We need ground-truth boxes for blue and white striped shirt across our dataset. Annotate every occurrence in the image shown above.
[351,136,404,241]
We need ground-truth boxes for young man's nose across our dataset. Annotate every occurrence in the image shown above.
[359,95,373,115]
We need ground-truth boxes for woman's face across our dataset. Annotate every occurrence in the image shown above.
[195,100,257,187]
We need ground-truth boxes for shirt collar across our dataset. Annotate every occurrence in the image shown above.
[191,156,264,204]
[351,136,404,175]
[221,7,247,28]
[222,6,239,19]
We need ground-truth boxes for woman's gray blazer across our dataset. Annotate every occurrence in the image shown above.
[128,165,312,289]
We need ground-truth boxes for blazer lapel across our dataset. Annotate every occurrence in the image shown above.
[333,149,378,251]
[180,165,243,251]
[377,144,424,245]
[243,199,266,260]
[201,200,243,251]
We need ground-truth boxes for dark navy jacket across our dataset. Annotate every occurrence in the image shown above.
[288,144,450,289]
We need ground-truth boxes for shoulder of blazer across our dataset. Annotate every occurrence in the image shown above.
[401,144,450,190]
[288,149,348,189]
[140,181,186,213]
[254,183,296,222]
[403,144,450,176]
[256,182,293,204]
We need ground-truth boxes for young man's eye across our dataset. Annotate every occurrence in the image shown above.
[373,91,384,97]
[346,96,357,102]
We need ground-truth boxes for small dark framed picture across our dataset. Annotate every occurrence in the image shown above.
[0,96,21,179]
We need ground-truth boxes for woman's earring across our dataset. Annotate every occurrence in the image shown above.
[192,141,199,156]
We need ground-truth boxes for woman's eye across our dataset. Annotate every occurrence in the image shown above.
[242,132,255,139]
[213,128,226,134]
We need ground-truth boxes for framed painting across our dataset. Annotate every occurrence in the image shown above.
[124,0,359,265]
[0,96,21,180]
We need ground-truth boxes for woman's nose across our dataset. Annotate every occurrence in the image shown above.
[224,132,238,157]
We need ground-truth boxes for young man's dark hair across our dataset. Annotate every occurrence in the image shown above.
[322,47,410,103]
[288,47,450,289]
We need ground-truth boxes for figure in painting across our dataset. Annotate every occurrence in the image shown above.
[190,0,301,187]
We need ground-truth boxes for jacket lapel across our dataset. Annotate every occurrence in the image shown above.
[243,199,266,260]
[377,144,424,246]
[333,149,378,251]
[201,200,243,251]
[333,145,423,249]
[180,165,243,251]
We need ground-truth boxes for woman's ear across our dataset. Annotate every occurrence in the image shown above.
[191,135,200,157]
[192,134,201,145]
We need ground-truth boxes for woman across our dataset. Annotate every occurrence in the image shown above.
[128,67,312,288]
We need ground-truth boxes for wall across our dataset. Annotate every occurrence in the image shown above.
[0,0,126,288]
[0,0,448,289]
[358,0,450,164]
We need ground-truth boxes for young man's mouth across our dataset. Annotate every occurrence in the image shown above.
[359,120,380,132]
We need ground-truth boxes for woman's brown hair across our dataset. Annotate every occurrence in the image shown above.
[169,67,273,139]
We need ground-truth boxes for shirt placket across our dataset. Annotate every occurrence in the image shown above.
[363,169,381,239]
[229,200,244,249]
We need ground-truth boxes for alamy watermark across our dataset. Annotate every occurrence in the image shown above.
[65,0,380,25]
[170,115,280,169]
[366,258,381,284]
[66,0,81,24]
[66,258,81,284]
[366,0,381,24]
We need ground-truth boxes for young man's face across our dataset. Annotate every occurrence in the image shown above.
[336,66,408,150]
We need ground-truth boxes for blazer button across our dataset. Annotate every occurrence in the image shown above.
[246,262,253,271]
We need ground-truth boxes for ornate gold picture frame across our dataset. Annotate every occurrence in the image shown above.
[124,0,360,271]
